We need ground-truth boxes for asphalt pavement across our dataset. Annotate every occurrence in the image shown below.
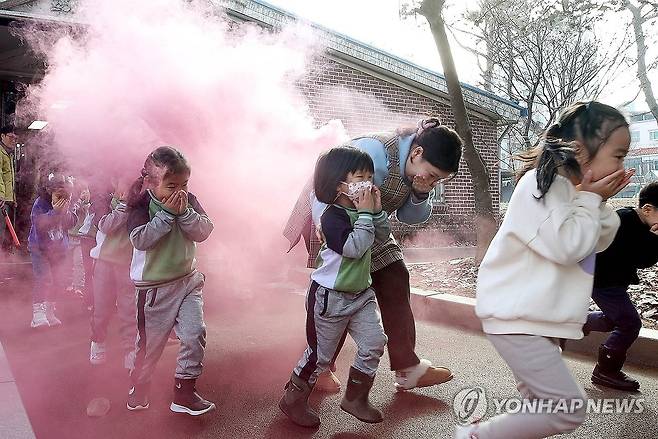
[1,261,657,439]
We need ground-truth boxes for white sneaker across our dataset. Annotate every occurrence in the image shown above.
[454,423,479,439]
[44,302,62,326]
[30,303,49,328]
[90,341,107,365]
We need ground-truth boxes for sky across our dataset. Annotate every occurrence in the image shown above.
[263,0,657,112]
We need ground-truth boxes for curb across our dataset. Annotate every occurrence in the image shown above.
[0,341,36,439]
[409,288,658,368]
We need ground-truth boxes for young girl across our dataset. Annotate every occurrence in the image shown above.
[28,172,77,328]
[88,176,135,367]
[280,147,389,428]
[458,101,633,439]
[125,146,215,416]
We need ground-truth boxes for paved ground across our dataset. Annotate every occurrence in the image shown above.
[1,260,657,439]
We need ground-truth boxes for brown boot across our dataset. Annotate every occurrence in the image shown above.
[340,367,383,423]
[279,373,320,428]
[170,378,216,416]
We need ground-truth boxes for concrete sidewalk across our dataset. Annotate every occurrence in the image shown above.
[402,246,658,368]
[0,258,36,439]
[0,342,35,439]
[409,289,658,368]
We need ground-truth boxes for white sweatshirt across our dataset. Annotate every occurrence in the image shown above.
[476,169,620,339]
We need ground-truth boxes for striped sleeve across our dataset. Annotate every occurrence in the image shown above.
[321,206,375,259]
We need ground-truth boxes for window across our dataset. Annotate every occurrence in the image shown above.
[431,183,446,205]
[630,113,656,122]
[650,130,658,141]
[631,131,640,144]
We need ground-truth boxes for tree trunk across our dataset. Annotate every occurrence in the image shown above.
[626,0,658,122]
[419,0,497,262]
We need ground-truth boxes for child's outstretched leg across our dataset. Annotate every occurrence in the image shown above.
[340,288,386,423]
[90,261,117,365]
[588,287,641,391]
[80,238,96,311]
[115,271,137,370]
[170,272,215,416]
[30,249,50,328]
[280,282,351,428]
[45,252,66,326]
[459,335,586,439]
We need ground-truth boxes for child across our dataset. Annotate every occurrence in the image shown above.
[70,182,97,309]
[88,176,135,368]
[28,172,77,328]
[583,181,658,391]
[460,101,633,439]
[126,146,215,416]
[279,147,389,428]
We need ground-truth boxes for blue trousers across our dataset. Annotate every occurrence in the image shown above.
[30,248,67,304]
[585,286,642,353]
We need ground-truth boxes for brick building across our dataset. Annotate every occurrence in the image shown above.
[0,0,523,244]
[223,0,522,244]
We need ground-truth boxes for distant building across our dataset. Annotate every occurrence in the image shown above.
[623,111,658,197]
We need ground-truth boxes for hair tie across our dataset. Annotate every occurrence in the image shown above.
[140,168,148,178]
[416,117,441,137]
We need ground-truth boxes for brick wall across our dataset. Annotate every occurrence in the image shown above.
[297,56,500,246]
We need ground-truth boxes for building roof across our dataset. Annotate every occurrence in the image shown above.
[628,146,658,157]
[219,0,523,122]
[0,0,523,122]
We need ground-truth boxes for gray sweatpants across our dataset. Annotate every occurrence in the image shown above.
[475,334,587,439]
[294,281,387,384]
[130,271,207,385]
[90,260,136,352]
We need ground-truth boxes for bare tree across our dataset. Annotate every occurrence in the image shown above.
[624,0,658,121]
[570,0,658,119]
[405,0,498,261]
[459,0,629,155]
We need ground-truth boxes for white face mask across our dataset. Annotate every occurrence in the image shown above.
[340,180,373,201]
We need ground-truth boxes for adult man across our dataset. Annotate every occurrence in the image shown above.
[0,125,18,252]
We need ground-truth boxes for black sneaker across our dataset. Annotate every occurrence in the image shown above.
[170,378,215,416]
[127,384,150,411]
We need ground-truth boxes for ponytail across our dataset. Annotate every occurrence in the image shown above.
[127,167,148,208]
[517,138,581,200]
[516,100,628,199]
[534,139,581,199]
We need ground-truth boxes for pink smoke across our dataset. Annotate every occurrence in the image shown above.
[16,0,347,291]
